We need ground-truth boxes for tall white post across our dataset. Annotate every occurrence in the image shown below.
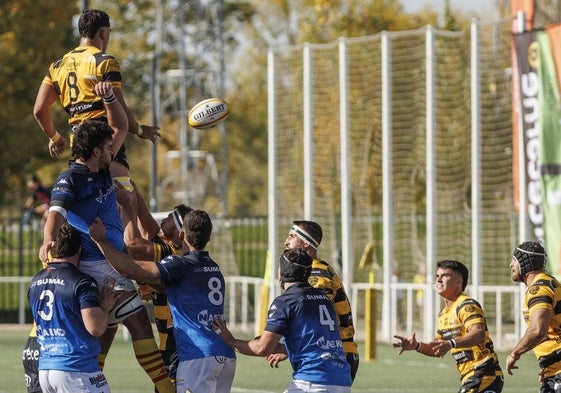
[267,49,279,302]
[303,44,314,219]
[471,19,482,295]
[339,38,353,299]
[381,31,393,342]
[424,25,436,340]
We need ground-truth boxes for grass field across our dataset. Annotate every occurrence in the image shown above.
[0,324,541,392]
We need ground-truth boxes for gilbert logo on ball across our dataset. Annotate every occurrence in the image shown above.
[188,97,230,130]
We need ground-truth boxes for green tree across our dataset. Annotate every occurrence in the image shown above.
[0,1,78,208]
[0,0,482,216]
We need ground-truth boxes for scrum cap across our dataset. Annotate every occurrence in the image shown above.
[279,248,312,286]
[512,241,546,277]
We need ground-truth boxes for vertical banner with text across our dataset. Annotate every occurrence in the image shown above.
[511,0,535,211]
[538,27,561,277]
[513,30,543,242]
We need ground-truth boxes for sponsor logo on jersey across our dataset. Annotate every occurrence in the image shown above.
[316,336,343,350]
[36,326,67,338]
[22,346,40,361]
[306,294,328,301]
[95,186,114,204]
[193,266,220,273]
[197,309,223,329]
[35,278,65,286]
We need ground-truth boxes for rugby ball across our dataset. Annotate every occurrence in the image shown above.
[187,98,230,130]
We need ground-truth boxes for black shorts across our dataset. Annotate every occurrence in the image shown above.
[459,374,503,393]
[346,352,359,381]
[541,373,561,393]
[22,335,41,393]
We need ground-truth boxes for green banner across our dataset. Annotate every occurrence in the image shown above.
[538,31,561,277]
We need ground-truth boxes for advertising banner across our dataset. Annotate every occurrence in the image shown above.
[538,28,561,276]
[513,30,543,241]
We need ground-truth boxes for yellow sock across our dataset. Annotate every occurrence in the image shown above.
[132,338,175,393]
[97,352,107,371]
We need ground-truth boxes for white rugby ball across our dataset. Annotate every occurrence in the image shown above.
[187,97,230,130]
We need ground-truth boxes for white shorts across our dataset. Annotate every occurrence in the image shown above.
[39,370,110,393]
[79,259,144,326]
[79,259,137,292]
[284,379,351,393]
[176,356,236,393]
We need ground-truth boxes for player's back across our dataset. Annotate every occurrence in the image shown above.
[28,262,101,372]
[272,283,352,387]
[46,46,122,125]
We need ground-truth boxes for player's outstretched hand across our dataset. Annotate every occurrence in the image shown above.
[138,125,161,144]
[392,332,419,355]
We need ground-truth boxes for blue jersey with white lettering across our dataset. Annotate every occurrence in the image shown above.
[266,282,352,387]
[156,251,236,361]
[50,162,125,261]
[27,262,102,372]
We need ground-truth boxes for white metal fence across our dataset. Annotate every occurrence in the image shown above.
[3,275,525,350]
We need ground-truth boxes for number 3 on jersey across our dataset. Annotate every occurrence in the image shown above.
[319,304,336,331]
[38,289,55,321]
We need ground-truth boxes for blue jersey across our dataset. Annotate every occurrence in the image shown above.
[157,251,236,361]
[27,262,102,372]
[50,162,125,261]
[266,282,352,387]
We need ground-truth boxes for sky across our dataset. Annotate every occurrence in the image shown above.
[400,0,500,20]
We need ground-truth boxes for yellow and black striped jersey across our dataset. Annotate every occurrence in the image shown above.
[436,294,502,382]
[308,258,359,355]
[523,272,561,377]
[42,45,122,125]
[151,236,182,353]
[153,238,182,263]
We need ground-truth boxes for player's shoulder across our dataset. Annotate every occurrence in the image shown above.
[311,259,333,275]
[52,165,88,188]
[93,51,119,64]
[311,259,344,283]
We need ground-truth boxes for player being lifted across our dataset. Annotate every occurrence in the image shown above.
[33,8,159,194]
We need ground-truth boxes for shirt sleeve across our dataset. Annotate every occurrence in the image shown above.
[527,283,555,313]
[75,276,101,310]
[457,298,486,330]
[156,254,188,284]
[265,297,291,336]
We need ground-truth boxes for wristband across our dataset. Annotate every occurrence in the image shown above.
[103,91,116,104]
[415,342,422,352]
[448,339,457,348]
[138,126,144,137]
[50,131,61,143]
